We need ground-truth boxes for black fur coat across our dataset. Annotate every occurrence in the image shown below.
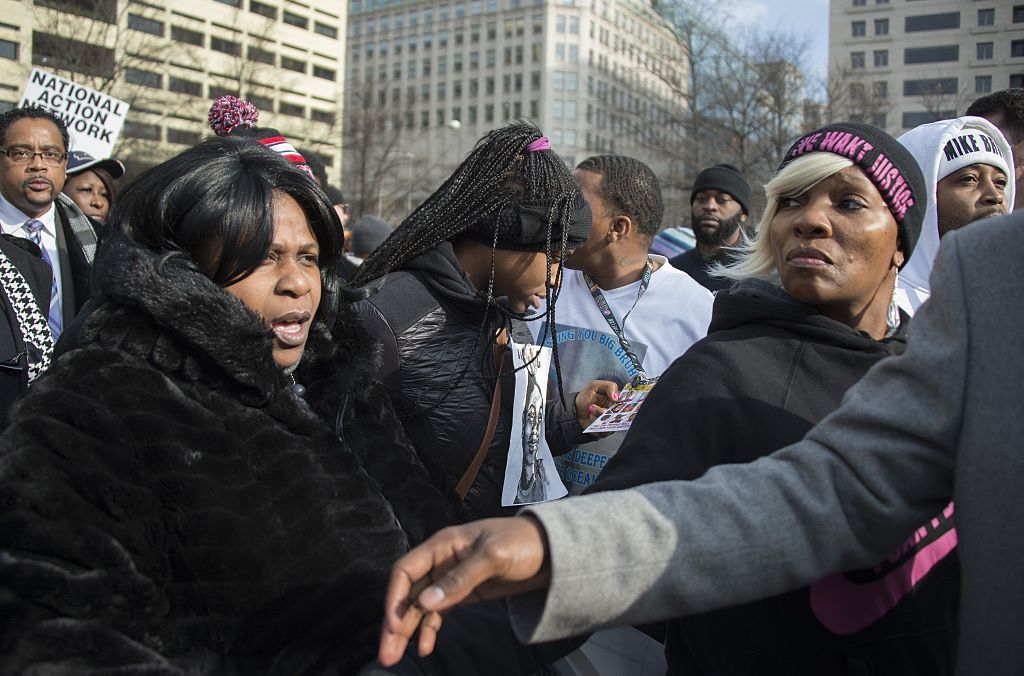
[0,235,449,674]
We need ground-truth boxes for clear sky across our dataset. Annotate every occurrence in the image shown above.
[727,0,831,95]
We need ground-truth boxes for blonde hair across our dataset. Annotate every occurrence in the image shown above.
[714,153,854,281]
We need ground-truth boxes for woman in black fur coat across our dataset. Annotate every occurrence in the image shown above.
[0,137,449,674]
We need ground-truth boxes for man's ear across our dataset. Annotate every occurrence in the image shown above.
[608,215,633,241]
[740,212,747,223]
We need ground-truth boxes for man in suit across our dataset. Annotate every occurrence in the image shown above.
[378,211,1024,675]
[0,107,98,343]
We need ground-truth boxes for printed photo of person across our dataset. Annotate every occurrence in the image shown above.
[516,344,548,504]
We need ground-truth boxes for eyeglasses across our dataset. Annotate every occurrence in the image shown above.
[0,148,67,165]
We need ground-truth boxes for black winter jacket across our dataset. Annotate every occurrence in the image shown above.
[0,235,448,674]
[593,280,960,676]
[356,243,580,520]
[667,246,740,292]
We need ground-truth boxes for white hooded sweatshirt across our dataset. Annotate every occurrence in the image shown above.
[895,116,1015,315]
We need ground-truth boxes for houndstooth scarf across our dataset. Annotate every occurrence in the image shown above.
[0,247,53,381]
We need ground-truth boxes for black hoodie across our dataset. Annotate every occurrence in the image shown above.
[356,242,514,521]
[591,279,959,675]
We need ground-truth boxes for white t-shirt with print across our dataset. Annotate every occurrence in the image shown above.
[530,255,713,494]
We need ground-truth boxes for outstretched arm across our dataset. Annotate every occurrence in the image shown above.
[378,231,970,660]
[378,516,551,666]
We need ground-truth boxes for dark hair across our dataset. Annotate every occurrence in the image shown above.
[299,147,329,186]
[576,155,664,239]
[108,136,343,304]
[325,183,345,206]
[351,122,584,402]
[0,106,71,153]
[966,88,1024,144]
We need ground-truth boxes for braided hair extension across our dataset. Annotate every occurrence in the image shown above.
[349,122,576,285]
[351,122,585,408]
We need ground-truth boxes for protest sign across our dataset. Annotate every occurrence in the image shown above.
[19,68,130,159]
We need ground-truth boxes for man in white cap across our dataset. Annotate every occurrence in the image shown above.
[896,116,1014,314]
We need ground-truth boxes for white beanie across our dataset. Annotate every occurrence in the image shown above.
[895,116,1015,315]
[937,128,1011,181]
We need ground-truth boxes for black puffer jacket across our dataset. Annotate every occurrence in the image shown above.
[593,279,959,675]
[0,235,449,674]
[356,243,580,520]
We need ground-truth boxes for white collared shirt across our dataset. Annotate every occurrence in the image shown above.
[0,193,63,308]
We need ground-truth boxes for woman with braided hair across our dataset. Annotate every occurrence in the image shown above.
[352,122,615,520]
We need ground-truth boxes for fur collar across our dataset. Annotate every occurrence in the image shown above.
[82,234,381,412]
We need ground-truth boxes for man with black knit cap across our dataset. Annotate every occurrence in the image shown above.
[669,163,751,292]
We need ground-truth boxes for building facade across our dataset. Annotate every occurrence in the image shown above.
[829,0,1023,135]
[344,0,688,223]
[0,0,346,181]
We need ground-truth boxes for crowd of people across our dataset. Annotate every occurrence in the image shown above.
[0,86,1020,675]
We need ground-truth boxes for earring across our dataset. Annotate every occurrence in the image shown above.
[886,268,901,335]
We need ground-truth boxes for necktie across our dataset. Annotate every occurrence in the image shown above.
[22,219,62,340]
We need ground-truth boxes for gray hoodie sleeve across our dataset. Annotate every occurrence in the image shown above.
[509,230,968,644]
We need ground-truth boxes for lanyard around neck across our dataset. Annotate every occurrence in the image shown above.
[581,259,652,382]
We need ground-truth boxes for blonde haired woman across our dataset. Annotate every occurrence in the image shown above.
[594,123,960,675]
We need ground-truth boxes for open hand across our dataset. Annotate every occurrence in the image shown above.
[378,516,551,666]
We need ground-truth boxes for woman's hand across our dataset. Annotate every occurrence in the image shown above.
[574,379,619,434]
[378,516,552,666]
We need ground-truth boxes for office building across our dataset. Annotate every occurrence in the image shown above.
[829,0,1022,134]
[344,0,689,222]
[0,0,346,180]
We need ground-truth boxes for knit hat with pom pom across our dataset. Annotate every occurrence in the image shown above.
[208,95,315,181]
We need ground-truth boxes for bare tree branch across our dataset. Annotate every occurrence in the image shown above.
[342,78,426,222]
